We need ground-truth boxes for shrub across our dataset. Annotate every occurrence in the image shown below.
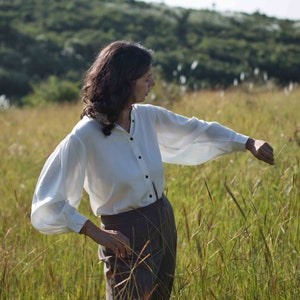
[22,76,80,106]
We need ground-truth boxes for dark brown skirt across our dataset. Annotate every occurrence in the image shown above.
[99,194,177,300]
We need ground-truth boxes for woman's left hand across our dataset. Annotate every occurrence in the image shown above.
[246,138,275,165]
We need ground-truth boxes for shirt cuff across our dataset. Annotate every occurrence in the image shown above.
[62,204,89,233]
[232,133,249,151]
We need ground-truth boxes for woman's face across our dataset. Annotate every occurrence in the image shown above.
[131,67,155,103]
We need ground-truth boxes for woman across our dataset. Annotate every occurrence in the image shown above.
[31,41,274,299]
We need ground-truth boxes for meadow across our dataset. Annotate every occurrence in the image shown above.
[0,87,299,299]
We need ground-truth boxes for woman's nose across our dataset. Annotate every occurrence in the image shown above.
[150,78,155,87]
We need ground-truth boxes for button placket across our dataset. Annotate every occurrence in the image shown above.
[128,135,155,200]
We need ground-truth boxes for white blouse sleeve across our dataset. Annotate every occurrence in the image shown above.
[153,106,249,165]
[31,133,88,235]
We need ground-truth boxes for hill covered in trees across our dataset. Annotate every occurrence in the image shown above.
[1,0,300,105]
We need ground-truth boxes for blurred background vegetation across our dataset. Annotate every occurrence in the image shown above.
[0,0,299,106]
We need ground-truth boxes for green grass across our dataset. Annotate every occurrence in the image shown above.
[1,88,299,299]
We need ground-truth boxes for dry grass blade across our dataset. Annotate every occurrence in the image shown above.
[183,205,191,243]
[224,182,247,220]
[204,179,213,202]
[258,225,273,267]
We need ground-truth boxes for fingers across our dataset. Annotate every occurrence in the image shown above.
[114,231,132,258]
[257,151,275,165]
[82,221,132,257]
[103,229,132,258]
[256,141,275,165]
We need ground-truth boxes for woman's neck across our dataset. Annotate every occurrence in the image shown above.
[117,105,132,133]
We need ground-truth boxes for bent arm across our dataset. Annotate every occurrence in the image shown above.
[31,134,88,234]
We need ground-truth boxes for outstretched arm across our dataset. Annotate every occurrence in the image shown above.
[246,138,275,165]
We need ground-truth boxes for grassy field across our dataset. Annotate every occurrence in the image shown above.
[1,87,299,299]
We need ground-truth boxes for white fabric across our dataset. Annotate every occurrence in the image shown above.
[31,104,248,234]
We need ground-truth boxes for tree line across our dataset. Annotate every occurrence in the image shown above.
[1,0,299,106]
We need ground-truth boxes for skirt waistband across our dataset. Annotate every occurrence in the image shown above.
[101,196,164,225]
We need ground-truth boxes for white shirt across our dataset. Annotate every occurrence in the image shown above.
[31,104,248,234]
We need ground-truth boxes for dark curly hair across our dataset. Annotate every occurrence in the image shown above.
[81,41,153,136]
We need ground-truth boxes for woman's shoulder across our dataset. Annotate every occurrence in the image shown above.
[71,116,101,140]
[133,103,168,116]
[134,104,175,122]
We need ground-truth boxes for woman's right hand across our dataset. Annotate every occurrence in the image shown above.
[80,220,131,258]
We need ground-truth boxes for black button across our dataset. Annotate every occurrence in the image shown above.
[130,137,133,140]
[149,194,153,198]
[145,175,149,178]
[132,119,135,123]
[138,156,142,159]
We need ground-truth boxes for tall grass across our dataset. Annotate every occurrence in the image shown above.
[0,88,299,299]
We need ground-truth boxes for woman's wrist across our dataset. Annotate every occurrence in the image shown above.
[79,219,106,245]
[245,137,255,151]
[79,219,98,238]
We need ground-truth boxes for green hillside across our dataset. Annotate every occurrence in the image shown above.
[1,0,299,105]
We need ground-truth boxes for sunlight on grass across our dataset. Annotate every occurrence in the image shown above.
[1,88,299,299]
